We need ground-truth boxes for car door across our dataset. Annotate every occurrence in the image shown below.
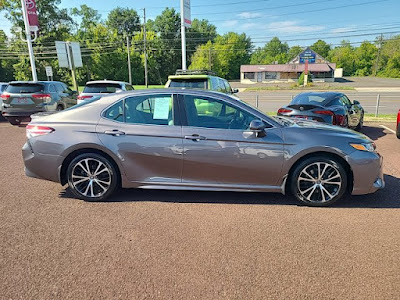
[340,95,360,127]
[179,93,284,189]
[96,93,183,184]
[47,84,59,111]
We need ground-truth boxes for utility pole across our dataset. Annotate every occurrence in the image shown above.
[20,0,37,81]
[208,48,212,70]
[126,35,132,85]
[143,8,148,88]
[180,0,187,70]
[374,33,383,76]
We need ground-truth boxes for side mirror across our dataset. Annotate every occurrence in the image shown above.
[232,88,239,94]
[353,100,360,105]
[249,119,266,137]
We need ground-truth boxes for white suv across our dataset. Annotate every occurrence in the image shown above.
[77,80,134,104]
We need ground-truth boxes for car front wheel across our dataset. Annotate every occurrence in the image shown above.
[290,156,347,207]
[67,153,118,201]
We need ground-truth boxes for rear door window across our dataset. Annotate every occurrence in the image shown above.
[223,80,232,93]
[83,83,122,93]
[169,79,207,89]
[217,79,227,93]
[6,83,45,94]
[49,84,57,93]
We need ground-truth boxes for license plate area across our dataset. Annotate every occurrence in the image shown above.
[11,97,34,105]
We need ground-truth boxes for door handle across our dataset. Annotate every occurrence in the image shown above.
[184,134,206,141]
[104,130,125,136]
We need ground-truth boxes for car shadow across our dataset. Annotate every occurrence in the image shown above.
[361,125,386,141]
[334,78,354,83]
[0,115,7,123]
[59,174,400,209]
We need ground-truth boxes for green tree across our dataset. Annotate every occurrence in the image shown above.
[71,5,101,35]
[310,40,331,58]
[354,41,377,76]
[328,41,356,76]
[106,7,141,35]
[250,37,289,64]
[288,45,303,61]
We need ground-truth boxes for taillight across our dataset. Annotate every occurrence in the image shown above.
[26,125,54,138]
[333,115,345,126]
[77,95,92,100]
[314,110,334,116]
[0,94,10,100]
[32,94,52,102]
[277,108,292,114]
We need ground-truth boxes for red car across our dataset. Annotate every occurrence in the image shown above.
[397,109,400,139]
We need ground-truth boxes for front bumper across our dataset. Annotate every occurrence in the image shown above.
[349,150,384,195]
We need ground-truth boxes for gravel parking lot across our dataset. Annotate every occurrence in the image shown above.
[0,117,399,299]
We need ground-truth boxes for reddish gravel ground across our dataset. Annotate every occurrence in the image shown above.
[0,120,399,299]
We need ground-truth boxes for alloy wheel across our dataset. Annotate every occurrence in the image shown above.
[297,162,342,203]
[71,158,112,198]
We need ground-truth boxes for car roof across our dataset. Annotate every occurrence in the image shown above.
[8,81,64,85]
[168,75,211,80]
[85,80,129,85]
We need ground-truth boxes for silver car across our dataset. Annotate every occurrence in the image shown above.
[22,89,384,207]
[77,80,134,104]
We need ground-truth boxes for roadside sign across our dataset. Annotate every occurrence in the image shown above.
[55,41,82,68]
[25,0,39,29]
[55,41,69,68]
[45,66,53,77]
[183,0,191,28]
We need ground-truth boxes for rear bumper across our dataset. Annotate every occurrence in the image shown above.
[22,141,62,183]
[2,109,44,117]
[350,151,385,195]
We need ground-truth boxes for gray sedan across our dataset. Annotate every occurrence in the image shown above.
[22,89,384,206]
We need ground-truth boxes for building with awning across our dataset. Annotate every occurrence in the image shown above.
[240,47,342,84]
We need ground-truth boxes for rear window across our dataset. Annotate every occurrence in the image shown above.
[83,83,122,93]
[6,83,44,94]
[0,85,7,92]
[169,79,207,89]
[291,94,330,106]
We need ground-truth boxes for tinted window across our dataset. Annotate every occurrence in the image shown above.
[341,95,352,105]
[217,79,227,93]
[49,84,57,93]
[0,85,7,92]
[291,94,330,106]
[55,83,65,93]
[125,95,173,126]
[329,97,343,106]
[223,80,232,93]
[83,83,122,93]
[183,95,255,130]
[6,83,44,94]
[104,100,124,122]
[169,79,207,89]
[210,77,219,91]
[126,85,134,91]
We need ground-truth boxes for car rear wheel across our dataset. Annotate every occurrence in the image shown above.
[7,117,21,126]
[290,156,347,207]
[67,153,118,201]
[56,104,64,111]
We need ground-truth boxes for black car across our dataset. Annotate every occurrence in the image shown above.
[277,92,364,131]
[1,81,78,125]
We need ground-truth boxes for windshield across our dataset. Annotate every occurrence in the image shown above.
[83,83,122,93]
[6,83,44,94]
[169,79,207,89]
[290,94,330,106]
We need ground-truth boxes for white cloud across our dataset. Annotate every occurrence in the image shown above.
[240,22,259,30]
[222,20,239,27]
[266,21,324,34]
[330,26,356,34]
[237,12,262,19]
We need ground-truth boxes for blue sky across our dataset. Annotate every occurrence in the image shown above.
[1,0,400,48]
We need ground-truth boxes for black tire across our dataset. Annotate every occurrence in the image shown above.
[290,156,347,207]
[7,117,21,126]
[355,114,364,131]
[67,153,119,201]
[396,124,400,139]
[56,104,64,111]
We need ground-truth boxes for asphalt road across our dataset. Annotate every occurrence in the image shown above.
[0,119,399,299]
[237,91,400,115]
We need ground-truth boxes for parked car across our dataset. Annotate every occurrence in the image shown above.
[77,80,134,104]
[0,82,8,112]
[165,70,238,94]
[1,81,78,125]
[397,109,400,139]
[23,89,384,207]
[277,92,364,131]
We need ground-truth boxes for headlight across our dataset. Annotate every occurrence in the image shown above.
[350,142,376,152]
